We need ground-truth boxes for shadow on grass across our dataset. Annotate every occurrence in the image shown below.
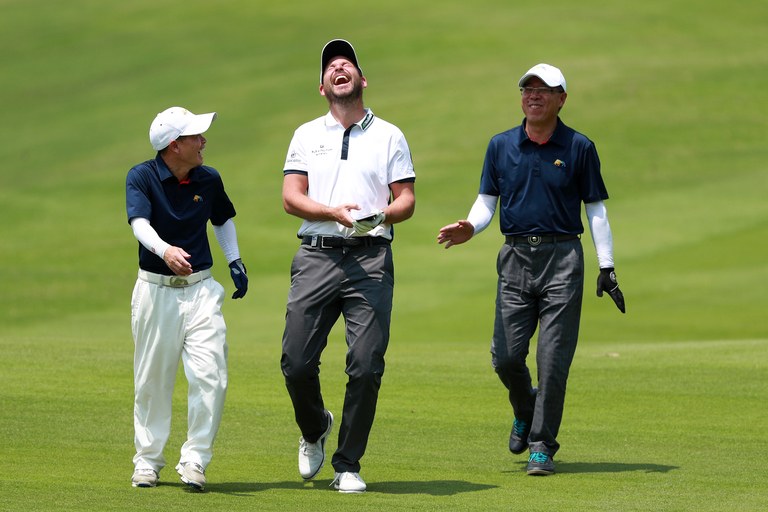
[206,479,497,496]
[507,461,679,474]
[561,461,679,474]
[367,480,497,495]
[204,480,306,495]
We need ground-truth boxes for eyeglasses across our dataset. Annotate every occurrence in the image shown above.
[520,87,562,96]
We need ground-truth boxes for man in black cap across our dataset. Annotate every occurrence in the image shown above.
[279,39,416,493]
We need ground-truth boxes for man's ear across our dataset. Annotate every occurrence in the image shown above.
[166,139,181,154]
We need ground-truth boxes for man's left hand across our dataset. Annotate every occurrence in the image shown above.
[597,267,625,313]
[352,210,386,235]
[229,259,248,299]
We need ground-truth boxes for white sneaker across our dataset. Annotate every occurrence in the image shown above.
[131,468,158,488]
[175,462,206,490]
[331,471,366,493]
[298,410,334,480]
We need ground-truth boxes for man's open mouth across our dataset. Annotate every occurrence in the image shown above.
[334,75,350,85]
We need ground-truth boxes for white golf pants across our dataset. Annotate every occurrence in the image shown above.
[131,271,228,472]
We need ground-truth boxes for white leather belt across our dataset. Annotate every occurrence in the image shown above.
[138,269,211,288]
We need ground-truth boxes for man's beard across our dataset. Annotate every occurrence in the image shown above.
[325,80,363,107]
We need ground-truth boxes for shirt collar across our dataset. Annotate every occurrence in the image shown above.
[154,153,199,183]
[324,108,376,131]
[155,154,174,181]
[520,117,567,147]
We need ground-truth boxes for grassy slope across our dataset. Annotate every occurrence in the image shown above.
[0,0,766,510]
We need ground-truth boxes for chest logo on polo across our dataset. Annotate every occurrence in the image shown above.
[554,159,566,168]
[193,195,204,203]
[311,144,335,157]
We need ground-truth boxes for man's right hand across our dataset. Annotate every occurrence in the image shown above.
[163,246,193,276]
[437,220,475,249]
[327,203,361,228]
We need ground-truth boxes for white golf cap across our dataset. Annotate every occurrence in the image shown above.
[518,63,567,92]
[320,39,363,83]
[149,107,217,151]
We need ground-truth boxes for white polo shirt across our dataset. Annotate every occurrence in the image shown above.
[283,109,415,239]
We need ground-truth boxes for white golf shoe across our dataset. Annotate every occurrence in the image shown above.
[176,462,206,490]
[331,471,367,493]
[131,468,158,488]
[298,410,334,480]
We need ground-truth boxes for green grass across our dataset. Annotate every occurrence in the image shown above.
[2,316,766,511]
[1,0,767,510]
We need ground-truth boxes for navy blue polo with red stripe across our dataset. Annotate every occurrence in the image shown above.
[126,154,236,275]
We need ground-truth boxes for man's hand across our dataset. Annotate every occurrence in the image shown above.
[352,210,386,235]
[229,259,248,299]
[437,220,475,249]
[163,246,193,276]
[597,267,625,313]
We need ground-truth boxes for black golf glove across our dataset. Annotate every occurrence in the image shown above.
[228,258,248,299]
[597,267,625,313]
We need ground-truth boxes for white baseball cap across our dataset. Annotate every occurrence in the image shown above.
[518,63,567,92]
[320,39,363,83]
[149,107,217,151]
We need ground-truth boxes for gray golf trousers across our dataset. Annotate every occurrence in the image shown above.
[281,242,394,473]
[491,237,584,457]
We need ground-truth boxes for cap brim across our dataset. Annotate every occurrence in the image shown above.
[519,73,562,88]
[179,112,217,136]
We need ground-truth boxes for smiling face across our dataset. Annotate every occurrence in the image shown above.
[320,56,367,105]
[172,133,206,168]
[520,77,567,125]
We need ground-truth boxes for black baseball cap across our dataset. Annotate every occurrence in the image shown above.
[320,39,363,83]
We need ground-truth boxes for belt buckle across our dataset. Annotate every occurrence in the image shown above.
[527,235,541,246]
[169,276,188,287]
[320,236,335,249]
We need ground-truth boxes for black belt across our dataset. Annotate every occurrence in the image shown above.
[301,235,390,249]
[505,234,579,246]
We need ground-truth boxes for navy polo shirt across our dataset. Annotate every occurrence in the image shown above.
[126,154,236,275]
[478,117,608,236]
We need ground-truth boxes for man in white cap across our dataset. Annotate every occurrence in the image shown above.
[280,39,415,493]
[126,106,249,490]
[438,64,625,475]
